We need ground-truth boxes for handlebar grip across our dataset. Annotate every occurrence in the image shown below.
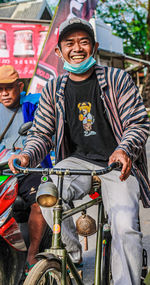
[111,161,122,169]
[13,158,22,170]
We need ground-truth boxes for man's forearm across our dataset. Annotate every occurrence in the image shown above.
[22,134,52,168]
[116,122,150,162]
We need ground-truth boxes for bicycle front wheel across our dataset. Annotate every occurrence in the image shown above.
[23,259,72,285]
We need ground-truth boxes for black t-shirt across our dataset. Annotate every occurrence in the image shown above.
[64,72,118,167]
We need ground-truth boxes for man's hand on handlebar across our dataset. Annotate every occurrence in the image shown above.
[108,149,132,181]
[8,154,30,174]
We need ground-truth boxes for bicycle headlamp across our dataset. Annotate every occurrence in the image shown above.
[36,182,58,208]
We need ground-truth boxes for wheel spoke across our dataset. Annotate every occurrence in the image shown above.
[38,268,60,284]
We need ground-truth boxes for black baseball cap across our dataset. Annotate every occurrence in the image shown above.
[58,17,96,46]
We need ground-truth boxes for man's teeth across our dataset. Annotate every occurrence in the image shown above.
[72,55,84,59]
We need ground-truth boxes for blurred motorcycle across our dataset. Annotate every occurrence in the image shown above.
[0,122,52,285]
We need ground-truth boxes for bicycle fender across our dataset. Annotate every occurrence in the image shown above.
[35,252,61,264]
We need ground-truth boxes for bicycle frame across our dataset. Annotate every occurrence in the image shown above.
[40,174,106,285]
[13,160,119,285]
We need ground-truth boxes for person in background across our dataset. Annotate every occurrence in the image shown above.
[8,18,150,285]
[0,65,49,274]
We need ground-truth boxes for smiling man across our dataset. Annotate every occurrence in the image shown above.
[8,18,150,284]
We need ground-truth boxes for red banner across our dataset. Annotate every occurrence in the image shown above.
[0,22,48,78]
[28,0,98,94]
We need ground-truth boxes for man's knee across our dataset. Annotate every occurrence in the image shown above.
[31,202,43,215]
[111,209,139,238]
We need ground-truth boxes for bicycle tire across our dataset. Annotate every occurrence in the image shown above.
[23,259,72,285]
[101,231,112,285]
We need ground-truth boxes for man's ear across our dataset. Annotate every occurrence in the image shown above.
[19,82,24,93]
[55,46,62,58]
[94,42,99,54]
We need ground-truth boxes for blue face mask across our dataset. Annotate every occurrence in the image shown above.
[63,55,96,74]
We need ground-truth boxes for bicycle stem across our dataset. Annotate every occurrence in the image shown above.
[95,202,105,285]
[51,202,62,249]
[51,175,63,248]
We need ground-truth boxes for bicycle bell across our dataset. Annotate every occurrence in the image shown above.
[36,181,58,208]
[76,211,97,237]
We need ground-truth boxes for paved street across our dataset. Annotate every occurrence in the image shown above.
[72,136,150,285]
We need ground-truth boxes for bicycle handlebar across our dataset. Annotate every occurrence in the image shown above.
[13,159,121,176]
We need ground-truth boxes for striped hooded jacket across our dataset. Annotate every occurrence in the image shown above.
[22,65,150,207]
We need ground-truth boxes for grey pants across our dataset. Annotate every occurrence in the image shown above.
[41,157,142,285]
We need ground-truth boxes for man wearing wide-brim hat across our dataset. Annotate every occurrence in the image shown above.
[0,65,47,274]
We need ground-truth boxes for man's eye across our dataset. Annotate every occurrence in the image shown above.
[66,43,72,47]
[6,86,13,91]
[81,41,89,45]
[0,87,13,92]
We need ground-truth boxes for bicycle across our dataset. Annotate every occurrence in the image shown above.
[13,159,147,285]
